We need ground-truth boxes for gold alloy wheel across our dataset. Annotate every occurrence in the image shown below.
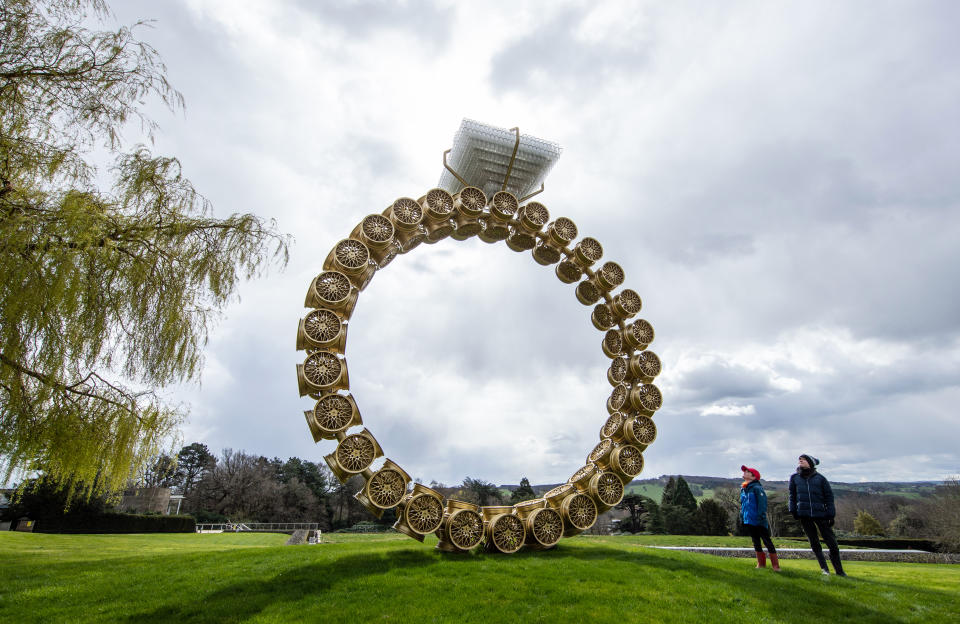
[423,188,455,216]
[574,237,603,266]
[489,514,526,554]
[447,509,484,550]
[520,202,549,229]
[562,493,598,531]
[301,351,342,389]
[593,472,625,507]
[405,493,444,534]
[313,394,354,434]
[630,415,657,446]
[390,197,423,225]
[336,433,376,472]
[311,271,351,305]
[297,152,662,553]
[361,214,394,244]
[530,508,563,547]
[367,469,407,508]
[600,412,624,440]
[303,309,340,344]
[612,444,645,477]
[607,357,628,385]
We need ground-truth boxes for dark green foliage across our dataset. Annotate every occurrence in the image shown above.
[642,498,665,534]
[657,475,699,533]
[3,478,107,520]
[30,513,195,534]
[661,503,696,534]
[616,493,645,533]
[462,477,503,507]
[174,443,216,496]
[4,478,193,532]
[695,499,729,535]
[660,476,677,506]
[672,476,698,512]
[509,477,536,504]
[616,494,661,533]
[190,509,229,524]
[273,456,331,502]
[835,538,939,552]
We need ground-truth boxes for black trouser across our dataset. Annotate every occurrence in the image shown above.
[745,524,776,554]
[799,516,843,572]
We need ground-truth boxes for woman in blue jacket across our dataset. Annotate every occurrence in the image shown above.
[740,465,779,571]
[789,454,846,576]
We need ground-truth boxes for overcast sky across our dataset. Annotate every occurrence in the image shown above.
[109,0,960,485]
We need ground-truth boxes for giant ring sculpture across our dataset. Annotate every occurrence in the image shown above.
[295,120,662,553]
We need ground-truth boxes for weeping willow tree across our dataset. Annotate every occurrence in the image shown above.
[0,0,289,498]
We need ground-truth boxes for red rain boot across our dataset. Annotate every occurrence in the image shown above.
[755,551,767,568]
[769,552,781,572]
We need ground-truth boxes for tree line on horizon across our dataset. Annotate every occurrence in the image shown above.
[5,441,958,552]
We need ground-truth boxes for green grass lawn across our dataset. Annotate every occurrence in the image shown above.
[2,532,957,623]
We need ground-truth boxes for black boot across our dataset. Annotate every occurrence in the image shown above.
[814,551,830,575]
[829,552,847,577]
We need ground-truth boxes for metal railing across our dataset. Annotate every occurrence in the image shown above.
[196,522,320,533]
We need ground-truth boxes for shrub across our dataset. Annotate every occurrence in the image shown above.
[854,510,886,536]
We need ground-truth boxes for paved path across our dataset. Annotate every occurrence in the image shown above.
[647,546,960,563]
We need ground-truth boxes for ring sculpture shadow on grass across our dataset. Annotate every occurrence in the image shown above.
[295,120,662,554]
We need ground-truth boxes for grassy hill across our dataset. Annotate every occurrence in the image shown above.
[2,532,958,623]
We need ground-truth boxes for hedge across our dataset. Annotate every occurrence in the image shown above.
[836,538,940,552]
[24,513,196,534]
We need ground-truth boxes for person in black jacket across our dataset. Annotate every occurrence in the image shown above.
[789,454,846,576]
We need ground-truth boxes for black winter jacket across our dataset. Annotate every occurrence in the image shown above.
[788,470,835,518]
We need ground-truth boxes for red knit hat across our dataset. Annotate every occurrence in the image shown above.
[740,465,760,480]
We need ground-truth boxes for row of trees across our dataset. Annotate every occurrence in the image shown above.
[133,444,541,530]
[844,479,960,551]
[611,474,960,551]
[615,476,734,536]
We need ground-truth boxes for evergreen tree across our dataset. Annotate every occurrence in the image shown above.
[694,499,729,535]
[673,476,698,512]
[644,499,666,534]
[509,477,536,504]
[661,504,696,534]
[616,493,646,532]
[0,0,288,498]
[661,477,677,506]
[174,443,216,497]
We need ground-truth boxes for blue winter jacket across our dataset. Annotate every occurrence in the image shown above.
[788,470,835,518]
[740,480,768,528]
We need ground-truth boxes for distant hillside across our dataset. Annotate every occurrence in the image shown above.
[500,476,941,502]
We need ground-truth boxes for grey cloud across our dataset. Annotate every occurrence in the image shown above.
[489,7,649,94]
[671,358,786,406]
[290,0,454,46]
[671,233,755,268]
[107,0,960,484]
